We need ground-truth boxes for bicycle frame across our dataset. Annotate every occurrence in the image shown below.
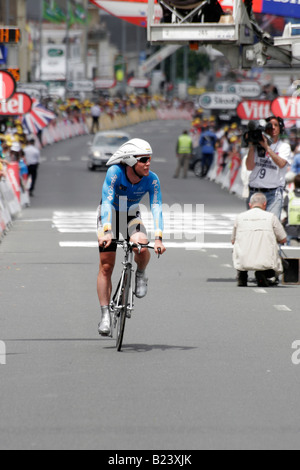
[110,240,135,325]
[109,240,157,348]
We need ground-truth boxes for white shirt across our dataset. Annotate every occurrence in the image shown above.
[24,145,41,165]
[91,105,101,118]
[249,140,292,189]
[232,208,287,273]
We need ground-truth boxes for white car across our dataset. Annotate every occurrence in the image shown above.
[88,131,131,171]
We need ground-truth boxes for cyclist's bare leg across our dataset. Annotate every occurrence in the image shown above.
[97,251,116,306]
[130,232,151,271]
[131,232,150,298]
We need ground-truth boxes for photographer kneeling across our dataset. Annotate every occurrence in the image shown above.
[232,193,287,288]
[245,117,292,220]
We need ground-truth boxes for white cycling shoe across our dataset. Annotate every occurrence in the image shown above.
[98,310,111,336]
[135,270,148,299]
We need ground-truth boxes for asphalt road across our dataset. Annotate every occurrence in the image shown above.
[1,120,300,450]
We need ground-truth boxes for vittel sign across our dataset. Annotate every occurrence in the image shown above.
[0,71,16,102]
[237,100,272,120]
[271,97,300,119]
[0,92,32,115]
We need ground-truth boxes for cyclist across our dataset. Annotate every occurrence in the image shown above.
[97,138,166,336]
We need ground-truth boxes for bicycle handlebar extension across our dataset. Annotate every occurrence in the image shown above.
[103,240,161,257]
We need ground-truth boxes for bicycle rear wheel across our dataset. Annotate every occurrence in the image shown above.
[116,268,131,351]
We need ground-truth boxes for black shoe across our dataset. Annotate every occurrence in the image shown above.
[255,271,269,288]
[237,271,248,287]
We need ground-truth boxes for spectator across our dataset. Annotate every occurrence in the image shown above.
[174,130,193,179]
[291,145,300,176]
[19,150,29,194]
[283,174,300,246]
[10,142,22,162]
[232,192,287,287]
[90,103,101,134]
[24,138,41,197]
[199,126,217,178]
[246,117,292,220]
[0,143,5,179]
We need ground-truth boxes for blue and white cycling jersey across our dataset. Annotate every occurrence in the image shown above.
[99,164,164,239]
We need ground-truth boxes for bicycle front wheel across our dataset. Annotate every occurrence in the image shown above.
[116,268,131,352]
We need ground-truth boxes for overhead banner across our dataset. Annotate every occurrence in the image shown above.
[218,0,300,18]
[90,0,300,25]
[89,0,162,27]
[252,0,300,19]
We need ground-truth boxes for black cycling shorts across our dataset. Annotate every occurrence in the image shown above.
[98,207,147,253]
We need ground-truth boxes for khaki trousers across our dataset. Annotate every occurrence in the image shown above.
[174,154,191,178]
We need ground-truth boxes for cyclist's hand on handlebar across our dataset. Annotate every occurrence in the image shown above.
[98,233,113,249]
[154,239,166,256]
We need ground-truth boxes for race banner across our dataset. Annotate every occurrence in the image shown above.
[237,100,272,120]
[252,0,300,18]
[271,97,300,119]
[7,163,21,203]
[91,0,300,27]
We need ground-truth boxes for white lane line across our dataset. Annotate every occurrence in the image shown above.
[21,219,52,222]
[253,288,267,294]
[274,305,292,312]
[60,242,97,248]
[57,156,71,162]
[59,241,232,249]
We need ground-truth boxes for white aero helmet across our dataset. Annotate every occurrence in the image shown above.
[107,138,152,167]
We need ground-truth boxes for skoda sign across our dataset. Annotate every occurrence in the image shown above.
[199,93,241,110]
[227,82,261,98]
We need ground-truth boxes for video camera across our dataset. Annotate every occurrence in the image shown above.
[243,120,273,147]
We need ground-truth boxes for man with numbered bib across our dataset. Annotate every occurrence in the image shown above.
[246,117,292,220]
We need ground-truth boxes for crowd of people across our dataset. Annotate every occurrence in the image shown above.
[0,136,41,198]
[2,90,300,290]
[0,94,193,200]
[185,112,300,287]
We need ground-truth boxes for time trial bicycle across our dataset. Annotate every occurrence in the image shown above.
[109,240,160,352]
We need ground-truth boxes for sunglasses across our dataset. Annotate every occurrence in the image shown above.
[136,156,152,164]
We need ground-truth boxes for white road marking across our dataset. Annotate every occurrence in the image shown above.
[57,156,71,162]
[59,241,232,249]
[253,288,267,294]
[274,305,292,312]
[21,219,52,223]
[52,211,238,250]
[60,242,97,248]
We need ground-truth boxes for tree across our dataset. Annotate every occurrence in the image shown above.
[165,48,210,86]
